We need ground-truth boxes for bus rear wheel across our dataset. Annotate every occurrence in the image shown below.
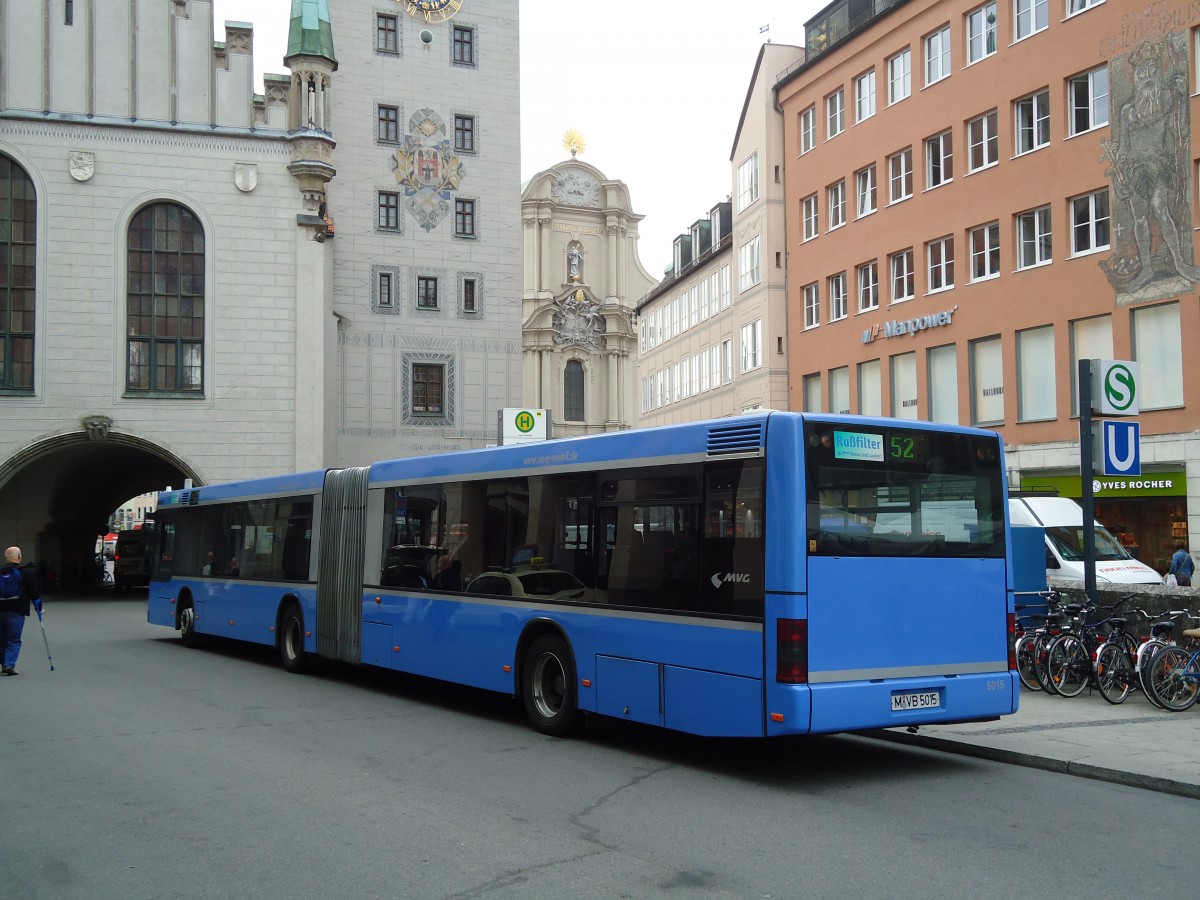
[522,634,583,737]
[279,605,310,674]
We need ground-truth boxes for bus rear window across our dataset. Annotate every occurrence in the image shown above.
[805,422,1005,558]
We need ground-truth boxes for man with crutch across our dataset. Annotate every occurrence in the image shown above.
[0,546,45,676]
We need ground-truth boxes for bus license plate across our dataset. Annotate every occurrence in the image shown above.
[891,689,941,711]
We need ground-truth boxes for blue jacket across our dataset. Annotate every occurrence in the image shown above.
[1169,548,1195,578]
[0,562,40,617]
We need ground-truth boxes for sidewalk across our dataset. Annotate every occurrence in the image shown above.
[873,686,1200,799]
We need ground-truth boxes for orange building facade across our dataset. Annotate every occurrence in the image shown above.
[778,0,1200,573]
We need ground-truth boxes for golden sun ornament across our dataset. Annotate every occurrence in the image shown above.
[562,129,586,158]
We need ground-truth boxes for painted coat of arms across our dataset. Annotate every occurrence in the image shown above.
[391,109,465,232]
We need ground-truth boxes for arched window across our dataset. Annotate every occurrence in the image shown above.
[1,155,36,392]
[127,203,204,393]
[564,359,584,421]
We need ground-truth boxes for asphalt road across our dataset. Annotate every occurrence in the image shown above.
[2,594,1196,899]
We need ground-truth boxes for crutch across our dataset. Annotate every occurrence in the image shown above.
[35,603,55,671]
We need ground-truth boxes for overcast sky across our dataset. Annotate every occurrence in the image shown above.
[211,0,821,274]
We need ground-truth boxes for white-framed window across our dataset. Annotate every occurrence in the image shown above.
[859,359,882,417]
[1070,314,1112,415]
[1069,66,1109,135]
[1070,189,1110,256]
[802,193,819,241]
[803,282,820,329]
[888,147,913,203]
[855,70,876,122]
[890,352,919,419]
[799,105,816,154]
[855,165,877,218]
[691,354,701,396]
[721,265,732,308]
[829,272,848,321]
[1017,325,1056,421]
[925,25,951,85]
[928,236,955,291]
[887,48,911,104]
[738,236,761,291]
[741,319,763,371]
[830,366,850,414]
[722,339,733,384]
[826,88,845,138]
[890,249,915,303]
[828,180,846,229]
[803,372,823,412]
[689,285,699,328]
[1068,0,1103,14]
[700,348,711,392]
[969,222,1001,281]
[710,344,720,388]
[709,272,720,316]
[1015,0,1048,41]
[967,2,998,64]
[737,151,760,210]
[1015,89,1051,154]
[1017,205,1052,268]
[699,279,709,322]
[857,261,879,311]
[928,344,959,424]
[1133,301,1184,409]
[925,130,953,188]
[970,335,1004,425]
[967,110,998,172]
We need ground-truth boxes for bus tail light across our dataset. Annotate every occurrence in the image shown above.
[1007,613,1017,671]
[776,619,808,684]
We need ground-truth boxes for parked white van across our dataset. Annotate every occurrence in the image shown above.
[1008,496,1161,585]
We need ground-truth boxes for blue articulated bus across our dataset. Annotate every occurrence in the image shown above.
[148,412,1019,737]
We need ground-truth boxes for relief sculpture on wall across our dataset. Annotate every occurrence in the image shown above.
[1101,34,1200,304]
[552,290,605,347]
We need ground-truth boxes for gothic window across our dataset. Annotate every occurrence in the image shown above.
[126,202,204,394]
[564,360,585,421]
[0,155,36,392]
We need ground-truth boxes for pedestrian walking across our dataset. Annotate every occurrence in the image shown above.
[1168,540,1195,587]
[0,546,44,675]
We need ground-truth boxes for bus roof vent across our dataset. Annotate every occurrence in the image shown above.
[707,421,765,457]
[178,489,198,506]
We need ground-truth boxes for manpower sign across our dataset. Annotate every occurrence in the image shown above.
[862,307,956,344]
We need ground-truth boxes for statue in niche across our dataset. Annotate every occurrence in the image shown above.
[567,243,583,283]
[1101,36,1200,303]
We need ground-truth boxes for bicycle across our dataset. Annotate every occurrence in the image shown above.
[1093,605,1150,705]
[1013,592,1067,692]
[1136,610,1194,708]
[1145,620,1200,712]
[1045,596,1137,699]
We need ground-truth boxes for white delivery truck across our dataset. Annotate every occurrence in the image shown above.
[1008,496,1161,585]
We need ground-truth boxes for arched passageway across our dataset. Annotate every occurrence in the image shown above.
[0,431,199,592]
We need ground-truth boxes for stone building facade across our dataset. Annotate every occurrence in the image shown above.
[0,0,521,581]
[520,158,655,436]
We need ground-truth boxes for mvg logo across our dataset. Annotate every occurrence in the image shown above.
[711,572,750,588]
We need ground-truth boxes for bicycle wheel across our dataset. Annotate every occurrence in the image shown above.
[1094,642,1132,705]
[1147,646,1200,712]
[1032,634,1056,693]
[1137,641,1167,708]
[1015,634,1040,691]
[1046,634,1090,697]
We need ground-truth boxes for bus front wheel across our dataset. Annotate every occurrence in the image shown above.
[522,634,583,737]
[279,605,310,674]
[179,599,201,648]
